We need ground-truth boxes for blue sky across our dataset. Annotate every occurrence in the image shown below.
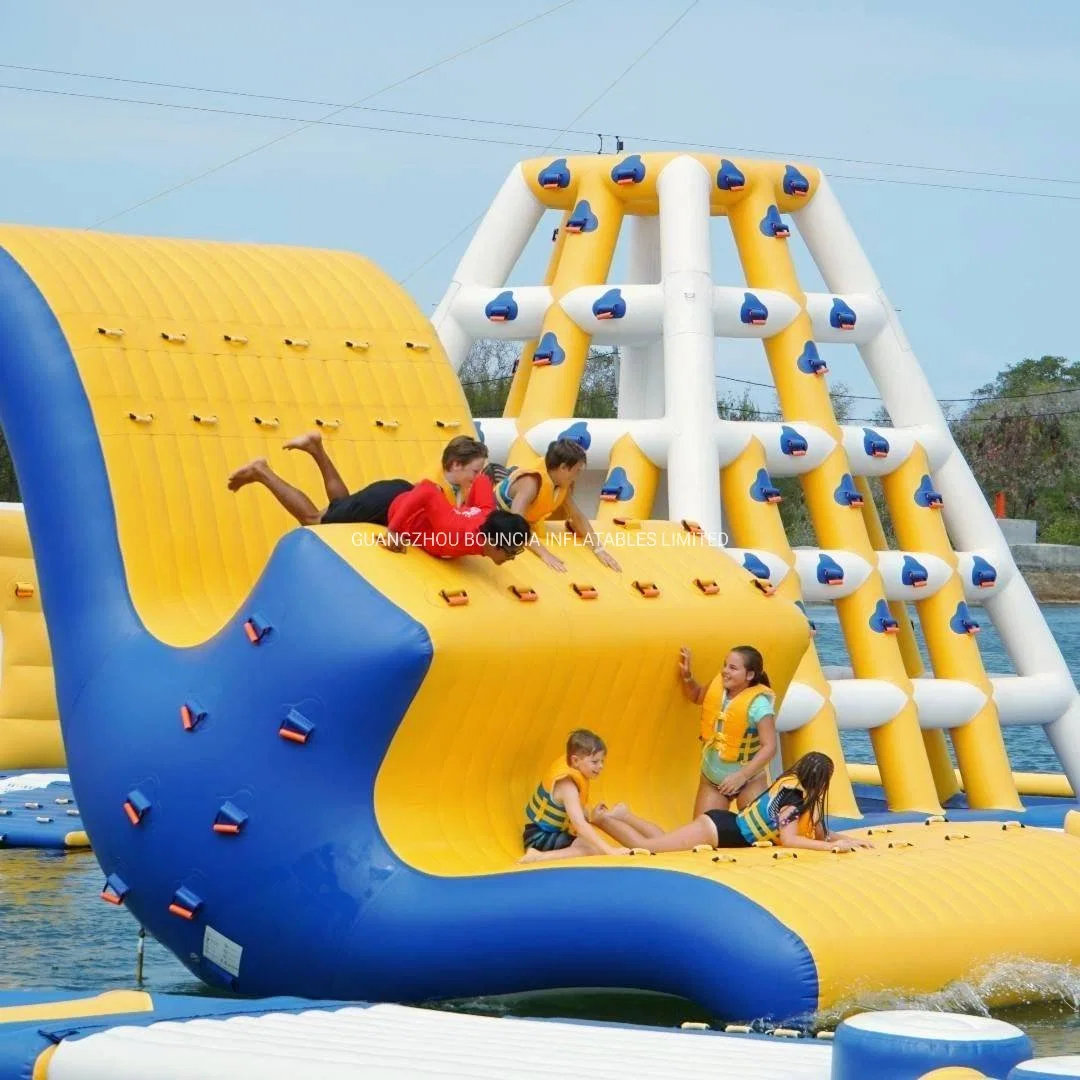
[3,0,1078,415]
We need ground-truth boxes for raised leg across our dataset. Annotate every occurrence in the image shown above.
[284,431,349,503]
[595,803,664,840]
[591,814,645,848]
[227,458,323,525]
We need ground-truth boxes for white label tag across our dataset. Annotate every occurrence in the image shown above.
[203,925,243,977]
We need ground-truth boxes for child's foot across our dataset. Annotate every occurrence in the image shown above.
[283,431,323,454]
[227,459,268,491]
[518,848,544,864]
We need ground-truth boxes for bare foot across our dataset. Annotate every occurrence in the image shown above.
[518,848,543,864]
[227,458,268,491]
[283,431,323,454]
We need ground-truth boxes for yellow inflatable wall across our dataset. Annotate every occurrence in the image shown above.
[0,505,61,768]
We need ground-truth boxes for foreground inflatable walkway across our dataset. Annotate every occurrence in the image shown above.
[1,151,1080,1023]
[0,989,1076,1079]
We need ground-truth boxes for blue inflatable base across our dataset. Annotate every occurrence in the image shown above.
[0,772,86,849]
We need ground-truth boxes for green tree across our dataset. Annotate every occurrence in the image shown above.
[951,355,1080,539]
[458,339,618,419]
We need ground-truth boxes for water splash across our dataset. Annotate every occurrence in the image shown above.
[813,958,1080,1030]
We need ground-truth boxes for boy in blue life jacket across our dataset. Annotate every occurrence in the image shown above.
[519,729,658,863]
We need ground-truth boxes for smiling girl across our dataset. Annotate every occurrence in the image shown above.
[678,645,778,817]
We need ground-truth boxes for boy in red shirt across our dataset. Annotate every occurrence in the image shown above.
[228,432,529,563]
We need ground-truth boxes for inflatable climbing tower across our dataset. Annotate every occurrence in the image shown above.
[432,152,1080,816]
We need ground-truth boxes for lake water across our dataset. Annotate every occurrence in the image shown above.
[2,604,1079,1055]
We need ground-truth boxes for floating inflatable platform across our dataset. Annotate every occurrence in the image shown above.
[3,210,1080,1025]
[0,989,1075,1080]
[0,771,86,849]
[0,989,1075,1079]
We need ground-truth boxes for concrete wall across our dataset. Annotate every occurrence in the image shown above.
[1012,543,1080,573]
[997,518,1037,545]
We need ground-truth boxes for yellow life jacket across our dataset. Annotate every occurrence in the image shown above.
[495,459,571,524]
[699,682,775,765]
[427,470,466,507]
[525,758,590,835]
[735,777,816,844]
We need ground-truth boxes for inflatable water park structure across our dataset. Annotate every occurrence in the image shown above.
[2,152,1080,1029]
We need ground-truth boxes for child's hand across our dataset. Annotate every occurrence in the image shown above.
[831,836,872,852]
[377,532,406,554]
[678,647,692,681]
[718,772,745,797]
[594,548,621,572]
[541,549,568,573]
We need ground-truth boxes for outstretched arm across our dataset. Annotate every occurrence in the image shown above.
[562,496,620,571]
[506,474,566,572]
[776,805,873,852]
[678,647,707,706]
[557,779,629,856]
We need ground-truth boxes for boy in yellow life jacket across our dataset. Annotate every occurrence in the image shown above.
[492,438,621,574]
[520,729,656,864]
[595,752,873,854]
[678,645,779,818]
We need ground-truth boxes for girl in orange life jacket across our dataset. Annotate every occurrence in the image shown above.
[519,729,657,864]
[594,752,872,854]
[491,438,622,575]
[678,645,779,819]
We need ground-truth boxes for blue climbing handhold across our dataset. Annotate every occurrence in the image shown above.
[538,158,571,189]
[611,154,645,185]
[742,552,771,581]
[869,599,900,635]
[556,420,591,450]
[484,290,518,323]
[834,474,864,508]
[782,165,810,197]
[950,601,981,635]
[740,292,768,326]
[971,555,998,589]
[901,555,929,589]
[592,288,626,320]
[797,341,827,375]
[862,427,890,458]
[532,332,565,367]
[794,599,817,635]
[760,205,790,238]
[750,468,782,504]
[474,420,485,444]
[716,159,746,191]
[779,425,808,457]
[914,475,944,509]
[599,466,634,503]
[566,200,598,234]
[816,554,844,586]
[829,297,857,330]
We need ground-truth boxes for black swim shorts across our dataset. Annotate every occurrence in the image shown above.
[321,478,412,525]
[705,809,752,849]
[523,823,573,853]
